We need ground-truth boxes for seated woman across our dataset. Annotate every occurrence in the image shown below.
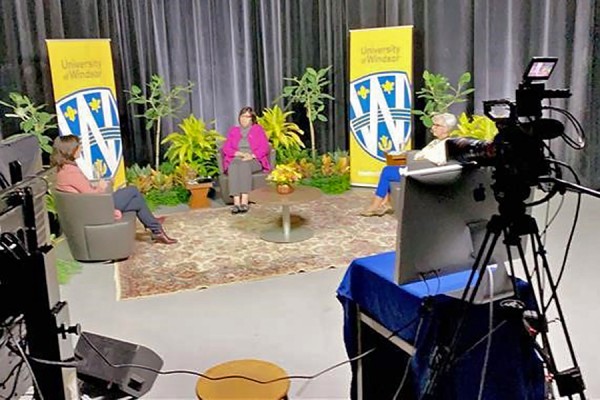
[51,135,177,244]
[360,113,458,216]
[222,106,272,214]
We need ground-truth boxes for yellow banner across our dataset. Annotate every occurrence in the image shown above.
[46,39,126,188]
[349,26,413,186]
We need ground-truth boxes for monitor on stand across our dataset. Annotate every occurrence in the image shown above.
[394,163,517,303]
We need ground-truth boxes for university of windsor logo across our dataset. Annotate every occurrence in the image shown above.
[349,71,412,161]
[56,87,122,179]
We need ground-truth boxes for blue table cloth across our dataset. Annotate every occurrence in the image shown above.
[337,251,545,400]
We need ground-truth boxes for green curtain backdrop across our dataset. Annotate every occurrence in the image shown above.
[1,0,599,187]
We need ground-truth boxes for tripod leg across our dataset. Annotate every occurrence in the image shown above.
[530,231,586,399]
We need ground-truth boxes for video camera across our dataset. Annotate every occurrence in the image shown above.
[446,57,585,214]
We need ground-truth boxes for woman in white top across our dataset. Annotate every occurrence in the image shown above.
[360,113,458,216]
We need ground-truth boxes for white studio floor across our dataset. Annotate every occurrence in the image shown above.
[58,190,600,399]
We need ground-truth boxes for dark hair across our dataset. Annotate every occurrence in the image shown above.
[50,135,80,170]
[238,106,257,124]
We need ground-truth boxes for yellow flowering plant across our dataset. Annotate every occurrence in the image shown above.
[266,163,303,186]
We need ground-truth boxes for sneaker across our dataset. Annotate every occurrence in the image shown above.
[231,205,241,214]
[239,204,249,213]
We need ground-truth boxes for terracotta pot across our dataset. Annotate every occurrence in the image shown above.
[276,184,294,195]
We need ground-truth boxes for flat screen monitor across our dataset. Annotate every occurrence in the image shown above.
[523,56,558,82]
[394,162,517,302]
[0,134,43,188]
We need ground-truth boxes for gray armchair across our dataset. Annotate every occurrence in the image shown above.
[217,147,276,204]
[53,190,136,262]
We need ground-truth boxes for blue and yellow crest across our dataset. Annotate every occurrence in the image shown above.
[56,87,122,180]
[349,71,412,161]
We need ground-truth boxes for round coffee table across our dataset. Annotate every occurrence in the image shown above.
[195,359,289,399]
[250,186,322,243]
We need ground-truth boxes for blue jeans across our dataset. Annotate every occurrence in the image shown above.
[112,186,161,233]
[375,166,401,198]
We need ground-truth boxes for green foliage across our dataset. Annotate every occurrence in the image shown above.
[299,150,351,194]
[0,92,57,153]
[161,115,223,179]
[257,105,305,164]
[279,66,334,158]
[46,191,57,215]
[127,75,194,170]
[302,174,350,194]
[144,186,190,211]
[452,113,498,141]
[56,259,83,285]
[412,71,475,128]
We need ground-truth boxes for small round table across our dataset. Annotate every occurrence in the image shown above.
[250,186,322,243]
[195,359,290,399]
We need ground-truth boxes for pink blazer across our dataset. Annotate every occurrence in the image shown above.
[222,124,272,173]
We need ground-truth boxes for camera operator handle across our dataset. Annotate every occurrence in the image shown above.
[543,89,571,99]
[538,176,600,199]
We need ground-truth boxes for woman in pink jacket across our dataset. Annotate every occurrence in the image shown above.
[222,106,272,214]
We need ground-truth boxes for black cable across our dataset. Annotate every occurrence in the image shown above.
[542,106,586,150]
[540,194,565,238]
[542,161,582,312]
[7,334,43,400]
[391,315,426,400]
[78,314,423,386]
[0,361,24,400]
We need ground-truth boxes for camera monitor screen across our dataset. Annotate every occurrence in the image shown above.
[394,164,517,302]
[523,57,558,81]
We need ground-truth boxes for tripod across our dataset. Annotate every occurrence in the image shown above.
[423,184,587,400]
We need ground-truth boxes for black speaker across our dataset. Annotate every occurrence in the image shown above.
[75,331,164,398]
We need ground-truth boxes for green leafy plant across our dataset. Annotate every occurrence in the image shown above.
[452,112,498,141]
[0,92,57,153]
[412,71,475,128]
[279,66,334,159]
[161,115,223,179]
[144,186,190,211]
[257,105,305,163]
[126,163,191,209]
[300,150,351,194]
[127,75,194,170]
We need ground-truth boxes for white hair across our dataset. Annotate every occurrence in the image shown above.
[432,113,458,131]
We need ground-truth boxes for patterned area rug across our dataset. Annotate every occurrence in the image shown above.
[115,189,396,300]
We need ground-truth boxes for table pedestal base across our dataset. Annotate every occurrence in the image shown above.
[260,204,314,243]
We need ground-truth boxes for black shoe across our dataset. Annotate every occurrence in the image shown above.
[239,204,249,213]
[231,205,241,214]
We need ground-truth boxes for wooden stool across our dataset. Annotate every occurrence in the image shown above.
[196,359,289,399]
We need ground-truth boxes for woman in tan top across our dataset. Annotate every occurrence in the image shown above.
[51,135,177,244]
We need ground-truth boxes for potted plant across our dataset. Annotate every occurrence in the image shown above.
[161,115,223,208]
[257,105,305,163]
[279,66,334,159]
[266,163,303,194]
[127,75,194,170]
[161,114,223,180]
[412,71,475,128]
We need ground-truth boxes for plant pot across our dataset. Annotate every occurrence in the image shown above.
[276,184,294,195]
